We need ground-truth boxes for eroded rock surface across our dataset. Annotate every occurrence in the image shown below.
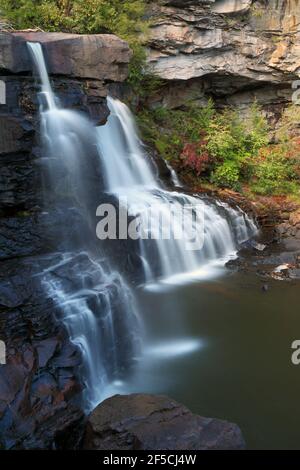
[147,0,300,115]
[83,393,246,450]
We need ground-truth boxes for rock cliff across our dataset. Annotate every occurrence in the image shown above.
[147,0,300,118]
[0,32,131,449]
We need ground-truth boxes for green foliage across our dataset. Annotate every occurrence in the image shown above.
[249,105,300,196]
[211,161,241,190]
[250,145,300,196]
[138,100,300,196]
[0,0,146,36]
[137,100,215,161]
[207,103,269,164]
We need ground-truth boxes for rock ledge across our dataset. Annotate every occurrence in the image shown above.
[83,393,246,450]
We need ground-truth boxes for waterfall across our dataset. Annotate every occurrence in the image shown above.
[27,42,141,411]
[28,41,257,412]
[97,97,257,284]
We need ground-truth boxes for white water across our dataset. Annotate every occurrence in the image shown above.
[97,97,257,284]
[97,97,156,190]
[27,42,141,411]
[164,159,183,187]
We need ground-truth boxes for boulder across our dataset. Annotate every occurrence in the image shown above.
[83,393,246,450]
[0,32,132,81]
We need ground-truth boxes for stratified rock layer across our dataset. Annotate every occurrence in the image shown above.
[147,0,300,116]
[84,394,246,450]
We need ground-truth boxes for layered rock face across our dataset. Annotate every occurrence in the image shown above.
[147,0,300,116]
[0,32,131,449]
[83,394,246,450]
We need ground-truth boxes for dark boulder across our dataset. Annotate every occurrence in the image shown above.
[83,393,246,450]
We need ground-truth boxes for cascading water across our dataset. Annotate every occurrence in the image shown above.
[27,42,140,411]
[97,97,257,285]
[27,41,258,412]
[164,159,183,188]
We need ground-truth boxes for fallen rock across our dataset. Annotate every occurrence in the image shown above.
[83,393,246,450]
[271,263,292,280]
[240,239,266,252]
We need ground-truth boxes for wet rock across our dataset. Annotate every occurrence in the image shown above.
[0,256,85,449]
[229,233,300,282]
[0,115,32,155]
[83,394,246,450]
[240,239,266,252]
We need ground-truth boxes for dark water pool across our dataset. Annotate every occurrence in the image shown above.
[130,271,300,449]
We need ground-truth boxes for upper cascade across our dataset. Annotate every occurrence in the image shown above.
[97,97,157,191]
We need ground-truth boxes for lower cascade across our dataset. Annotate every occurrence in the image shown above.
[27,41,256,410]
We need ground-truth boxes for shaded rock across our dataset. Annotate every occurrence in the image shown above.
[0,256,84,449]
[0,115,32,155]
[83,393,246,450]
[228,231,300,282]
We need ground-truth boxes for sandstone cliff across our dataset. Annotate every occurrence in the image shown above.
[146,0,300,118]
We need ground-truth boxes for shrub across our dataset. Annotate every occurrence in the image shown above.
[248,104,300,196]
[138,102,271,188]
[251,145,300,195]
[211,161,241,190]
[0,0,146,37]
[180,140,211,176]
[206,103,269,164]
[137,101,215,161]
